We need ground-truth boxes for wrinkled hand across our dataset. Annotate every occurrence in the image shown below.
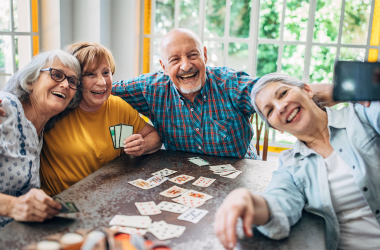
[124,134,146,156]
[214,188,255,250]
[9,188,61,222]
[0,100,6,124]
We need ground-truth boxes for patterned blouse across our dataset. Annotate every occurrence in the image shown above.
[0,92,42,229]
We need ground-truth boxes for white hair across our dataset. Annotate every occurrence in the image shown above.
[3,49,81,108]
[250,73,306,127]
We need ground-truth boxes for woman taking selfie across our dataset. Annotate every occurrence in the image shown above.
[215,73,380,250]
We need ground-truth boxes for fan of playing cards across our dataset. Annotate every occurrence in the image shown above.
[110,157,242,242]
[109,123,134,149]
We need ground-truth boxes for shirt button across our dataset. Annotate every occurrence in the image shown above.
[223,135,226,138]
[196,128,199,131]
[190,108,194,111]
[339,149,342,152]
[198,146,201,150]
[376,210,379,214]
[363,187,368,192]
[204,95,206,99]
[352,165,355,169]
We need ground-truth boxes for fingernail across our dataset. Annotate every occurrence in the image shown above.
[228,243,234,249]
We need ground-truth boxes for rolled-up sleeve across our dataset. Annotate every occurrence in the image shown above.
[256,157,305,239]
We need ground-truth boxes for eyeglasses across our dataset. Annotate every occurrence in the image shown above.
[40,68,80,90]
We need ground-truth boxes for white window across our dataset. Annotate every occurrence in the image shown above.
[141,0,379,147]
[0,0,40,89]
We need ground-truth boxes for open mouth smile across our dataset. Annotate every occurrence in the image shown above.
[51,91,66,99]
[91,90,106,95]
[178,72,198,81]
[286,107,300,123]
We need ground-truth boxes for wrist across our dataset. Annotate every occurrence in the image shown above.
[251,194,270,225]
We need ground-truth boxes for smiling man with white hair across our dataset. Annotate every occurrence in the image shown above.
[112,28,331,159]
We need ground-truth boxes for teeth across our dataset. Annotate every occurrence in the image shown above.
[180,73,197,78]
[91,91,105,94]
[51,91,66,99]
[287,108,299,122]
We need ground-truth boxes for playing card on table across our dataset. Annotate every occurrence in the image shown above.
[157,201,190,213]
[222,170,242,179]
[148,221,186,240]
[135,201,162,215]
[177,208,208,224]
[192,177,216,187]
[182,190,213,201]
[209,164,236,172]
[169,174,195,184]
[188,157,210,166]
[172,196,205,208]
[160,185,188,198]
[128,179,156,189]
[109,215,151,228]
[151,168,178,177]
[109,226,147,236]
[216,170,238,176]
[146,175,168,186]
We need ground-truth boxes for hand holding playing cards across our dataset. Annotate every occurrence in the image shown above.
[214,188,270,250]
[123,134,146,156]
[8,188,61,222]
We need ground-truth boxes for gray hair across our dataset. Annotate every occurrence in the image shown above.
[3,49,81,108]
[251,73,324,127]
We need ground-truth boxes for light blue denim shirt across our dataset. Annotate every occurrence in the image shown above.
[257,103,380,250]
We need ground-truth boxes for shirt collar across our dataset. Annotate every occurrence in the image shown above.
[326,106,347,129]
[167,68,210,107]
[292,140,318,159]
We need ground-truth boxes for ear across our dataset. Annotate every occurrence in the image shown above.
[203,46,208,65]
[159,60,167,74]
[304,84,313,99]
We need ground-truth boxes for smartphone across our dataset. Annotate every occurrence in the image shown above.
[333,61,380,101]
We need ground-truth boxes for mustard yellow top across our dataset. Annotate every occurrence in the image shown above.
[40,95,146,196]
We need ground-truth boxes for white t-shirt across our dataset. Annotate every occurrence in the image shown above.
[324,151,380,250]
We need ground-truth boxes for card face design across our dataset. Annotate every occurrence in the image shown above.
[192,177,216,187]
[210,164,236,172]
[109,126,116,149]
[151,168,178,177]
[146,175,168,186]
[222,170,242,179]
[169,175,195,184]
[109,215,152,228]
[114,124,122,149]
[135,201,162,215]
[160,186,188,198]
[128,179,156,189]
[157,201,190,214]
[119,124,133,148]
[172,196,205,208]
[148,221,186,240]
[109,226,147,236]
[188,157,210,166]
[177,208,208,224]
[182,190,213,201]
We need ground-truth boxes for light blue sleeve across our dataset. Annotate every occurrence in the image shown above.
[256,156,306,239]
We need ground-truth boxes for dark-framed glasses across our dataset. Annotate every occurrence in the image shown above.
[40,68,80,90]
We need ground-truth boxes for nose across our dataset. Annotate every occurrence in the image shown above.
[59,78,70,89]
[96,74,106,86]
[274,100,287,116]
[180,57,192,72]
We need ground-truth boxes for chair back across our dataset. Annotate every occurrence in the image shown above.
[250,113,269,161]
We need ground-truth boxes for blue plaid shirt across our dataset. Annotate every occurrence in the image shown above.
[112,66,259,159]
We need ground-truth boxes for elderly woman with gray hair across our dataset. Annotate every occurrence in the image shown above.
[215,73,380,250]
[0,50,81,229]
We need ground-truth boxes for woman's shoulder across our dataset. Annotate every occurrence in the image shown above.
[0,91,24,115]
[108,95,134,109]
